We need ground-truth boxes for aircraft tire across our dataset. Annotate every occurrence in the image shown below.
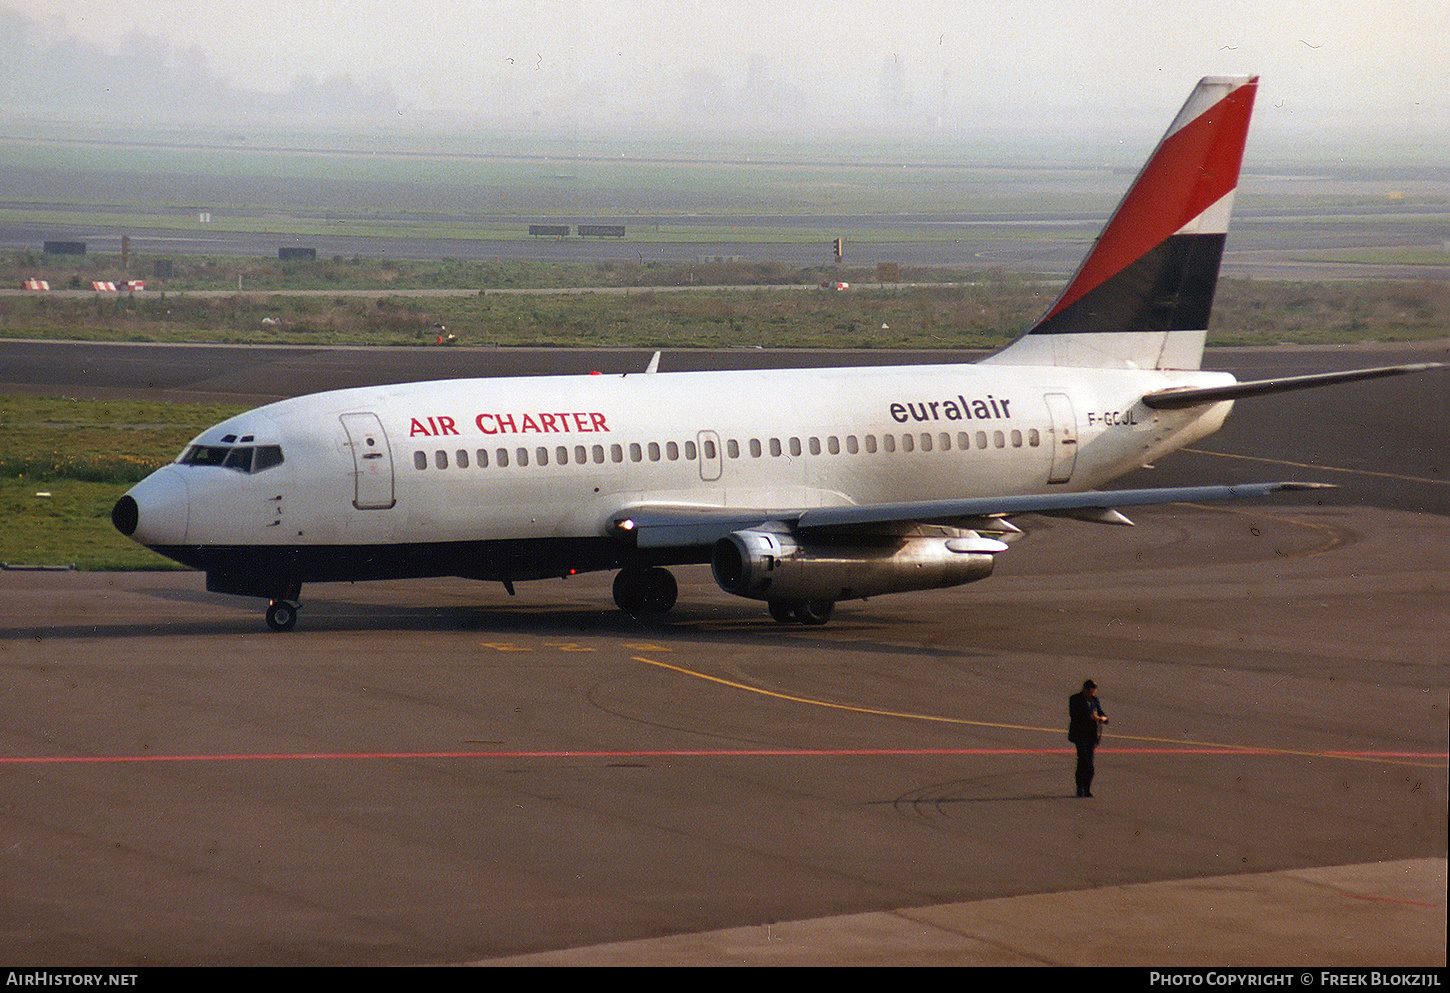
[613,567,677,615]
[266,600,299,632]
[793,600,834,625]
[768,600,797,624]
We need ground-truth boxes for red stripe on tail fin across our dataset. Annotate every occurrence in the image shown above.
[1042,77,1257,323]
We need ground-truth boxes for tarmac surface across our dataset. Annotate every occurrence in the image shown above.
[0,342,1445,966]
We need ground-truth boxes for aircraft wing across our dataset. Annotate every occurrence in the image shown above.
[612,481,1330,549]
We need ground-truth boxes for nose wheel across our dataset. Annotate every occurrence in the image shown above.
[265,600,299,631]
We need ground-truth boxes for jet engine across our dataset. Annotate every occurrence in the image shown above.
[711,526,1006,603]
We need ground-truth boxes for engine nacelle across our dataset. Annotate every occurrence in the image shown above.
[711,528,1004,603]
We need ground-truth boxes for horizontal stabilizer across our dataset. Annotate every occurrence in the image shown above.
[1142,363,1446,409]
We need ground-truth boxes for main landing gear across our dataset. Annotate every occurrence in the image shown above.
[265,599,300,632]
[612,566,678,616]
[767,599,835,625]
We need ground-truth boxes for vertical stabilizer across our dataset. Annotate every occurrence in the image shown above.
[985,76,1257,370]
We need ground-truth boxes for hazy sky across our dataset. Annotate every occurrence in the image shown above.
[9,0,1449,141]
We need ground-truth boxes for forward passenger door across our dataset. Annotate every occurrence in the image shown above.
[340,412,396,509]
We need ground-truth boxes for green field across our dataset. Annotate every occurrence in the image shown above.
[2,254,1446,349]
[0,396,250,569]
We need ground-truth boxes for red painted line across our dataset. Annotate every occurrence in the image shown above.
[5,748,1068,764]
[1,746,1444,765]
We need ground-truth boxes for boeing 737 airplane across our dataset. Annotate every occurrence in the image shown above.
[112,76,1441,630]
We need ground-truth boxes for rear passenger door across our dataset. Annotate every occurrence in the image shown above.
[1043,393,1078,485]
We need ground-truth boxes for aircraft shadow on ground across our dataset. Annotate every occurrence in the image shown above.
[4,587,985,660]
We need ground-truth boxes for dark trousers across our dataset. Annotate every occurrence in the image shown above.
[1074,741,1096,796]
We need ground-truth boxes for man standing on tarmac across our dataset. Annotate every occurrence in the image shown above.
[1068,679,1110,797]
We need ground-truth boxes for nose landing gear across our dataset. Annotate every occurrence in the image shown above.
[265,599,299,631]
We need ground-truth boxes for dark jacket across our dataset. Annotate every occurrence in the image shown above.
[1068,691,1107,744]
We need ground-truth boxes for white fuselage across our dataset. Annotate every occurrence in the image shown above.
[127,361,1234,553]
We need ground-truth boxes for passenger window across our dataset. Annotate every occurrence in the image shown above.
[1029,429,1041,447]
[611,444,624,463]
[828,436,840,455]
[993,431,1005,448]
[592,444,605,463]
[703,438,717,459]
[864,435,877,454]
[808,437,820,455]
[557,446,570,464]
[477,449,490,467]
[902,434,915,453]
[1011,430,1023,447]
[668,441,681,460]
[496,448,509,467]
[575,445,588,464]
[790,437,802,457]
[846,436,858,454]
[725,439,738,459]
[976,431,988,449]
[629,443,642,462]
[919,433,932,452]
[457,449,469,468]
[750,438,762,458]
[770,438,782,457]
[684,440,697,460]
[883,435,896,453]
[517,448,529,467]
[414,451,428,470]
[958,432,970,450]
[648,442,661,462]
[536,447,549,465]
[939,432,951,450]
[435,450,448,469]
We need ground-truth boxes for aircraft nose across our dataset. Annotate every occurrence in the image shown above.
[114,467,189,545]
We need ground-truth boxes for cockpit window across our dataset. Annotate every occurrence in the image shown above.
[180,443,284,474]
[252,445,284,473]
[223,447,254,472]
[180,444,229,467]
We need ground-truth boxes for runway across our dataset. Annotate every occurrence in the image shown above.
[5,218,1448,283]
[0,342,1445,965]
